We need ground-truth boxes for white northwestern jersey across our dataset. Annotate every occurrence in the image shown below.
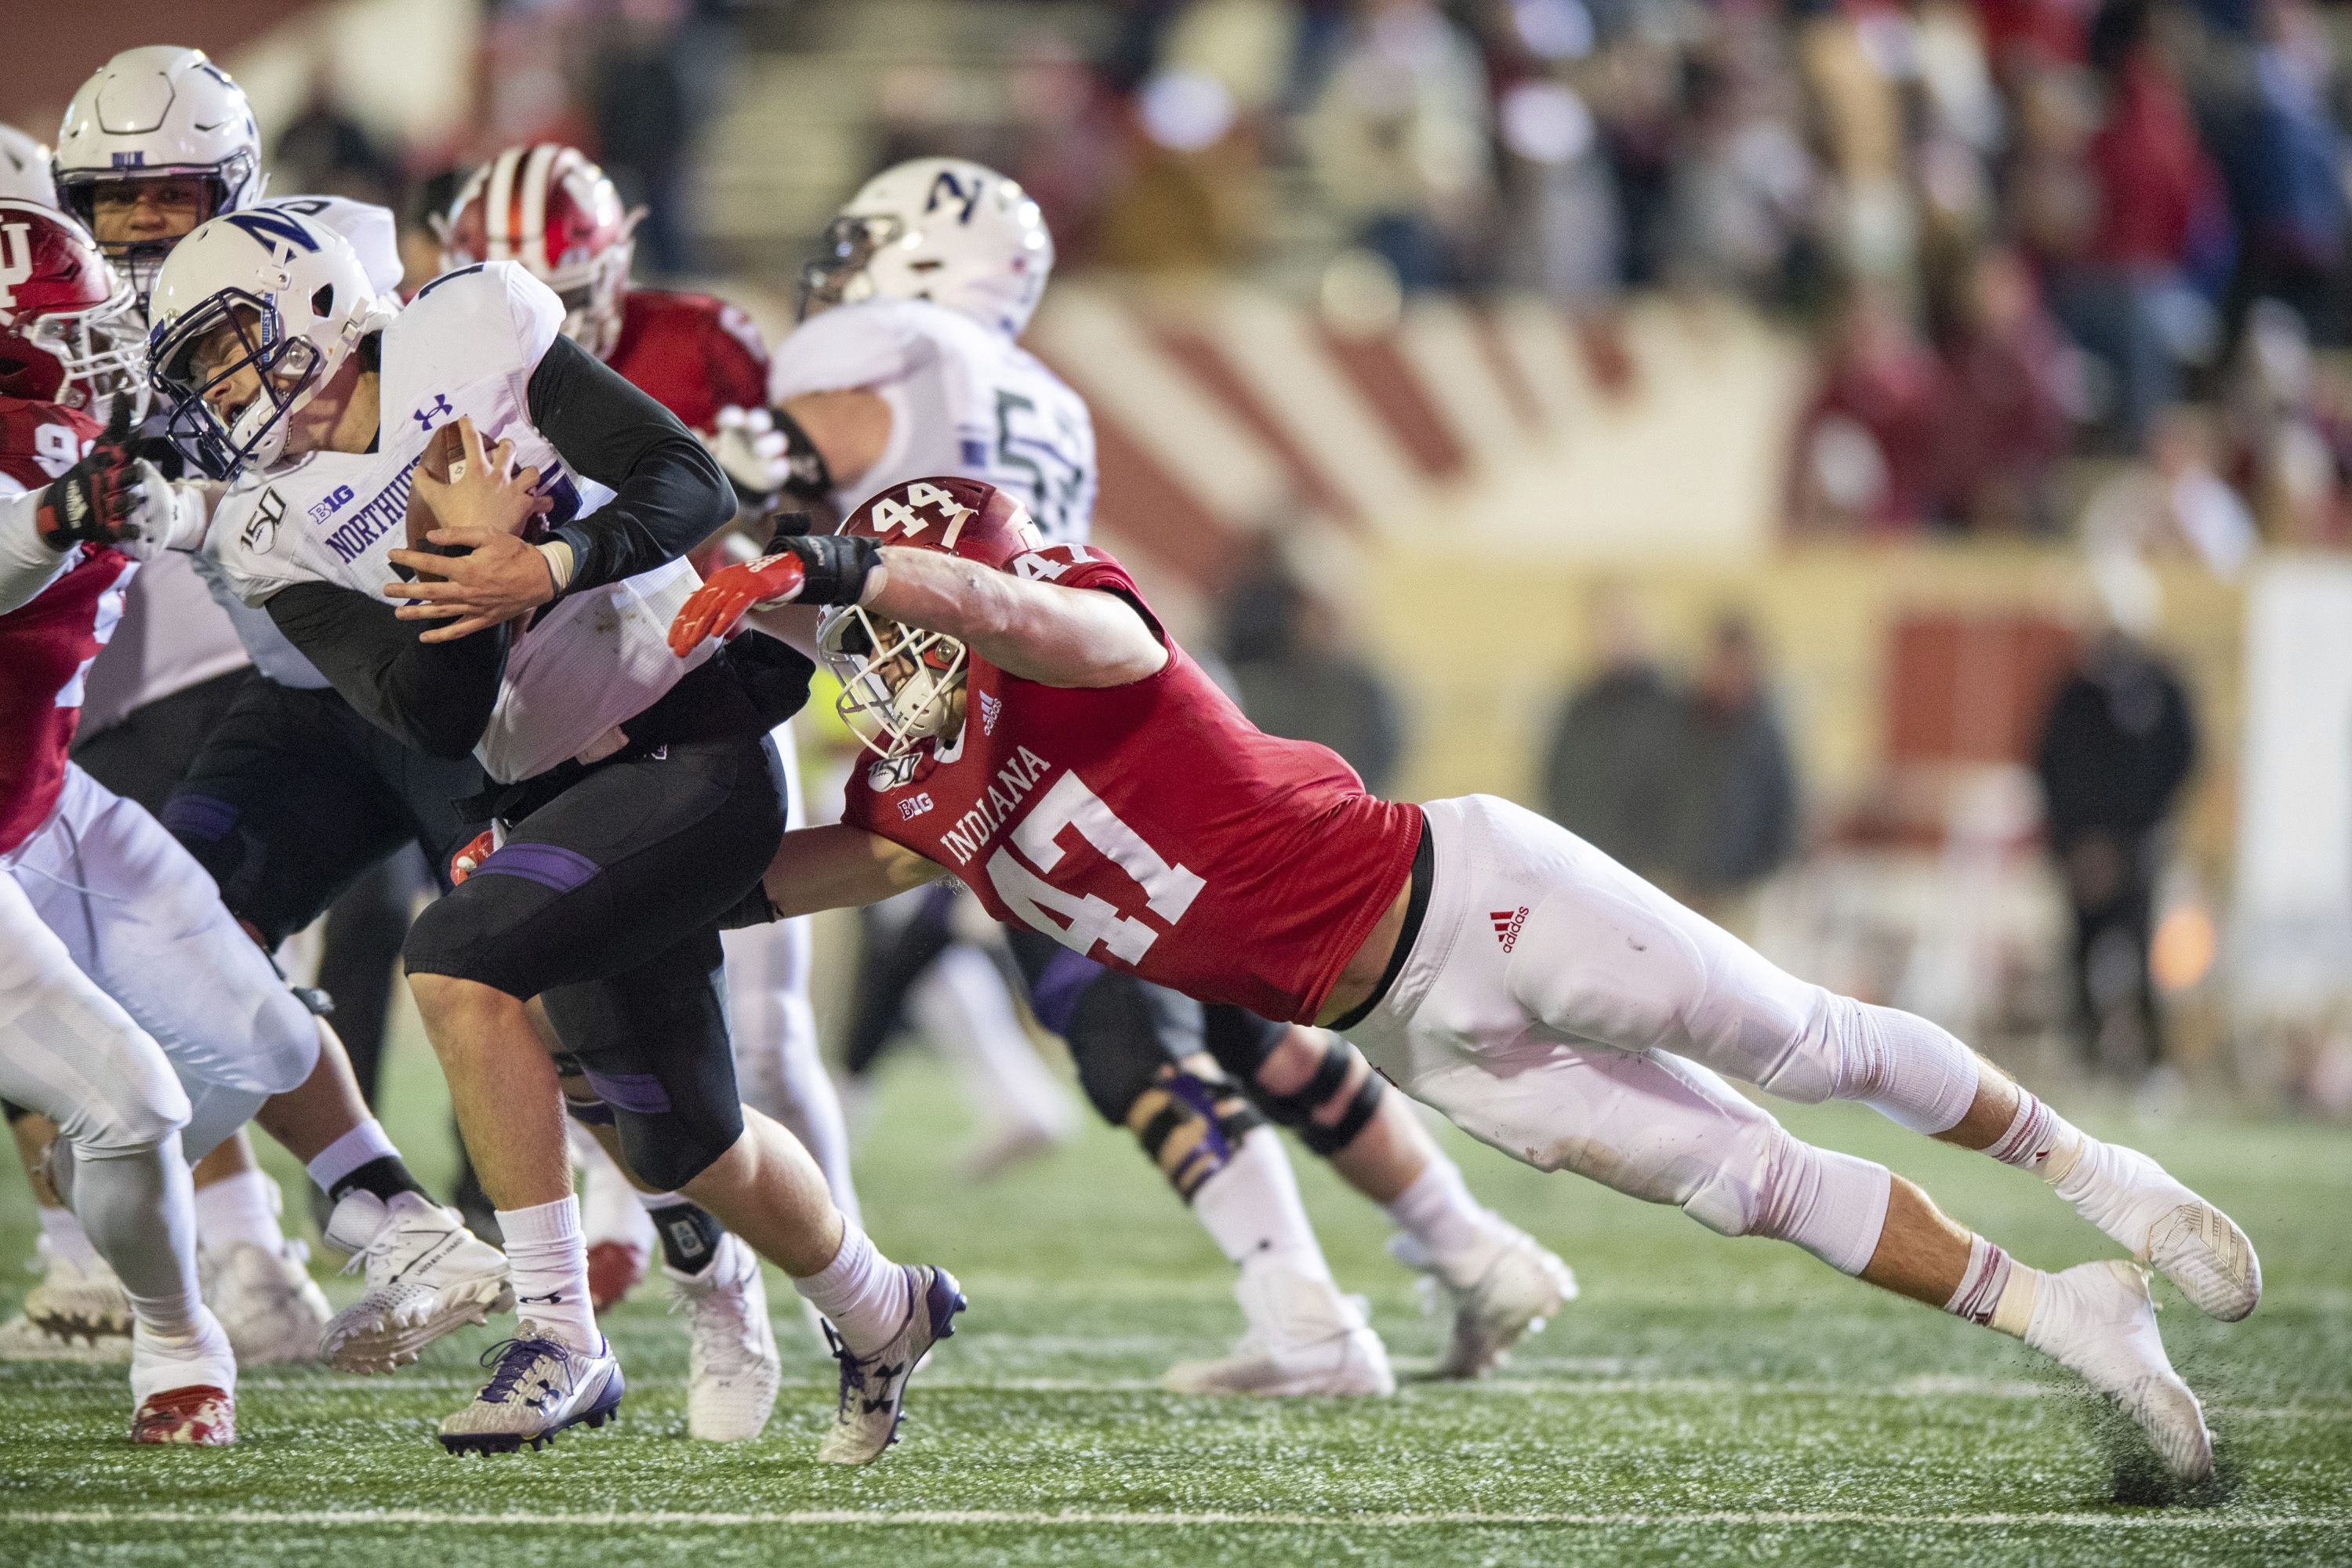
[207,261,711,782]
[770,298,1097,544]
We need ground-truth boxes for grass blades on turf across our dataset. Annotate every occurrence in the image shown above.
[2,1042,2347,1567]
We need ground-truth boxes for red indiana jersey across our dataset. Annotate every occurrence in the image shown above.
[605,288,770,434]
[840,545,1425,1024]
[0,397,125,854]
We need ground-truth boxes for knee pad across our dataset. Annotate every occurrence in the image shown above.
[1686,1127,1890,1276]
[1124,1064,1264,1201]
[1247,1033,1385,1158]
[588,1065,744,1192]
[1053,965,1203,1127]
[1757,994,1978,1135]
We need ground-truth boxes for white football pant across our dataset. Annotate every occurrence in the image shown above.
[1343,796,1990,1275]
[721,720,860,1223]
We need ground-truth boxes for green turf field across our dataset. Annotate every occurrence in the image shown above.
[2,1037,2347,1566]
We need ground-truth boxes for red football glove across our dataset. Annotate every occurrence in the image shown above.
[448,829,496,886]
[667,550,807,656]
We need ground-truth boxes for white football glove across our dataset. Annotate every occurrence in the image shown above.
[89,460,194,561]
[704,405,791,498]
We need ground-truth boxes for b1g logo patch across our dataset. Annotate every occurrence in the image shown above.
[898,792,935,821]
[1490,906,1528,953]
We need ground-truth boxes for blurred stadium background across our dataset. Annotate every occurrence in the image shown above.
[16,0,2333,1109]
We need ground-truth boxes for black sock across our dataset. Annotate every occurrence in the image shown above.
[328,1154,430,1207]
[648,1201,724,1275]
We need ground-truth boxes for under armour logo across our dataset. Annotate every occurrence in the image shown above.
[412,393,455,431]
[1490,907,1528,953]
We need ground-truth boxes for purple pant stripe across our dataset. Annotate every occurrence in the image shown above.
[581,1069,671,1116]
[472,842,601,895]
[159,794,238,844]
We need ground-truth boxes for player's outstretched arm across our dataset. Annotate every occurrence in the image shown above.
[867,545,1170,688]
[760,823,949,920]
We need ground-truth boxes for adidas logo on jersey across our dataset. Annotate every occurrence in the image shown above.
[980,691,1001,735]
[1490,906,1528,952]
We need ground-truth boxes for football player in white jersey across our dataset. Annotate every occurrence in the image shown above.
[147,209,964,1461]
[441,151,859,1414]
[2,45,495,1373]
[738,158,1573,1392]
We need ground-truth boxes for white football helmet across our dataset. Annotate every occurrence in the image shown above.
[0,123,53,208]
[801,158,1054,339]
[146,209,391,479]
[53,47,264,306]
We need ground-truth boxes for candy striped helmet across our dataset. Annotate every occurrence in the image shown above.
[442,143,637,358]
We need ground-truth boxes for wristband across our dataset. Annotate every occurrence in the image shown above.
[775,532,879,606]
[536,539,576,594]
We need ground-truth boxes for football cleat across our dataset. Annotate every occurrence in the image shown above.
[2027,1259,2212,1484]
[437,1327,623,1454]
[131,1383,236,1445]
[2053,1142,2260,1321]
[129,1309,238,1446]
[1389,1226,1578,1379]
[320,1190,513,1374]
[1163,1258,1396,1397]
[0,1308,131,1363]
[201,1239,331,1366]
[815,1265,965,1465]
[24,1247,134,1345]
[668,1232,781,1442]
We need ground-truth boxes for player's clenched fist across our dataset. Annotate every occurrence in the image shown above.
[34,403,205,559]
[667,532,881,654]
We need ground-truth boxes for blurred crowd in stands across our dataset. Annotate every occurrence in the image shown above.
[928,0,2352,549]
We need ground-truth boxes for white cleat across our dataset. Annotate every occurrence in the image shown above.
[1163,1258,1396,1398]
[1390,1226,1577,1379]
[816,1265,966,1465]
[320,1190,513,1374]
[0,1309,131,1363]
[2027,1259,2213,1485]
[201,1240,331,1366]
[668,1233,781,1442]
[24,1247,133,1345]
[2056,1143,2260,1321]
[129,1308,238,1446]
[437,1325,623,1454]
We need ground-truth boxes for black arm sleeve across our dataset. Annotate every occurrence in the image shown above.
[266,581,509,759]
[528,335,736,593]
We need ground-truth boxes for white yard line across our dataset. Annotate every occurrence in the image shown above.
[6,1508,2348,1530]
[206,1370,2352,1418]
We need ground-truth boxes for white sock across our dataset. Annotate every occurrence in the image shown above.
[1942,1234,2041,1338]
[36,1203,103,1272]
[1382,1154,1509,1280]
[1984,1091,2174,1238]
[67,1136,202,1338]
[496,1196,599,1351]
[792,1221,909,1356]
[303,1119,398,1197]
[192,1169,285,1257]
[1192,1128,1333,1276]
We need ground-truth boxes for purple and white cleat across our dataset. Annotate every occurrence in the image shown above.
[815,1265,966,1465]
[437,1325,623,1454]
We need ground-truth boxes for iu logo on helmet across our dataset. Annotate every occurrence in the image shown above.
[0,222,33,310]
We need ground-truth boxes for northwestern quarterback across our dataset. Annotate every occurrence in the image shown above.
[737,157,1573,1392]
[675,476,2257,1486]
[145,210,962,1461]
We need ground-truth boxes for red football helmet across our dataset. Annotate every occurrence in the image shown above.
[441,144,638,358]
[819,477,1044,760]
[0,199,145,419]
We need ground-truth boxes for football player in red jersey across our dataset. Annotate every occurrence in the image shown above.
[675,476,2260,1486]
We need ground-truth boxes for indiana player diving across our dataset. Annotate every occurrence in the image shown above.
[438,148,856,1428]
[673,475,2258,1484]
[732,156,1572,1392]
[143,207,961,1461]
